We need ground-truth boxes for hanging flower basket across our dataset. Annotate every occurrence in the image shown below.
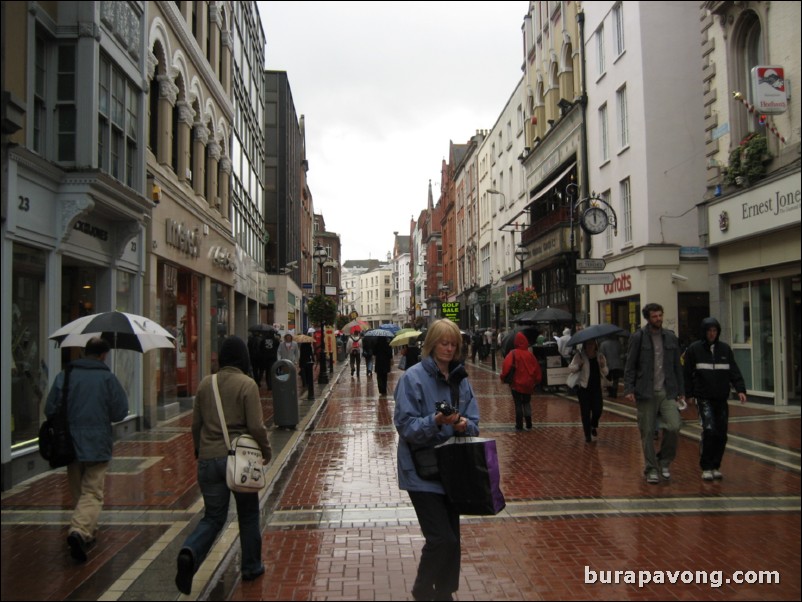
[508,288,539,317]
[724,133,770,187]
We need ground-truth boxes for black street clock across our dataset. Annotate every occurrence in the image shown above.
[580,206,609,235]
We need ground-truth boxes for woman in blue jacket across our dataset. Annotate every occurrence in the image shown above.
[394,319,479,602]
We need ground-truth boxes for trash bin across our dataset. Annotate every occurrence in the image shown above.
[336,341,345,362]
[271,359,299,428]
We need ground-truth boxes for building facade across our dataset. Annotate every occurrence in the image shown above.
[583,1,708,340]
[2,1,152,488]
[696,1,801,405]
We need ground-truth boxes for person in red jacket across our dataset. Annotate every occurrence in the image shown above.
[500,332,542,431]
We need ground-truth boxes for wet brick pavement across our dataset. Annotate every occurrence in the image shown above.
[2,357,800,601]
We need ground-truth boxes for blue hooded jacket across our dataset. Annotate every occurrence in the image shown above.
[393,356,479,493]
[45,358,129,462]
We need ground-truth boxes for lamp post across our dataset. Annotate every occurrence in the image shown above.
[514,245,530,291]
[313,244,329,385]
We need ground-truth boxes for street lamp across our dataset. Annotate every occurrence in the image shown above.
[514,245,530,291]
[313,244,329,384]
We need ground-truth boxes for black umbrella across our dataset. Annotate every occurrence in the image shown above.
[566,324,627,347]
[514,307,572,324]
[248,324,275,334]
[500,327,542,356]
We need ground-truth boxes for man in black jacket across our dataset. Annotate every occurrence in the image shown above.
[683,317,747,481]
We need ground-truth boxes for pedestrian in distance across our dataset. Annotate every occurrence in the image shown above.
[471,331,482,362]
[499,332,542,431]
[393,319,479,602]
[346,330,363,378]
[362,335,376,377]
[299,339,315,388]
[557,327,573,363]
[623,303,686,484]
[568,339,609,442]
[599,335,624,398]
[373,336,394,397]
[683,317,747,481]
[261,331,279,390]
[405,340,421,370]
[247,332,262,385]
[175,336,271,595]
[277,332,300,365]
[44,336,129,563]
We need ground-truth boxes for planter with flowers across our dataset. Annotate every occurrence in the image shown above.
[724,133,770,187]
[508,288,539,317]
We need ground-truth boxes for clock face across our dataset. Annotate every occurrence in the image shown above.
[581,206,609,234]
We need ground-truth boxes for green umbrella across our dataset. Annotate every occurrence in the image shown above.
[391,330,423,347]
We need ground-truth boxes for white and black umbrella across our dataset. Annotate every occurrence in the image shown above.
[363,328,395,338]
[50,311,175,353]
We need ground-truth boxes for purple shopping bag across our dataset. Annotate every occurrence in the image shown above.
[436,437,506,515]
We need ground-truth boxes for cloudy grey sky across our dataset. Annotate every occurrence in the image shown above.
[258,1,529,261]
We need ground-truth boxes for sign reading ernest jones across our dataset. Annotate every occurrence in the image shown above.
[441,302,460,323]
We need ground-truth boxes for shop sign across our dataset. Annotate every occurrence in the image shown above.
[751,66,787,114]
[528,228,567,264]
[602,273,633,296]
[441,302,460,323]
[707,173,801,246]
[165,219,200,257]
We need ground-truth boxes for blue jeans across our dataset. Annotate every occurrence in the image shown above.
[181,457,262,575]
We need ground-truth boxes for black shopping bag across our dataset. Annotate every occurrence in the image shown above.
[436,437,506,515]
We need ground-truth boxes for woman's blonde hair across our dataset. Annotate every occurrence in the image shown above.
[421,319,462,358]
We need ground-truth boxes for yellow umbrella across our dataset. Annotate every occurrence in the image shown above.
[390,330,423,347]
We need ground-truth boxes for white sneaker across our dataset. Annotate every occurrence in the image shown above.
[661,467,671,480]
[646,470,659,484]
[702,470,715,481]
[712,469,723,480]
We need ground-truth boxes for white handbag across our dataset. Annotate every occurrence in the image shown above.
[211,374,266,493]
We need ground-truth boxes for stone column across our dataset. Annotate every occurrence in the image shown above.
[192,122,209,197]
[157,75,178,167]
[208,3,220,79]
[219,156,231,220]
[176,100,194,182]
[206,140,220,210]
[221,30,232,97]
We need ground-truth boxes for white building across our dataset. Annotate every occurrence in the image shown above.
[583,1,708,338]
[359,265,393,328]
[391,234,411,325]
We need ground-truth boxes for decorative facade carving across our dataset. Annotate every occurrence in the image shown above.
[158,74,179,105]
[59,198,95,246]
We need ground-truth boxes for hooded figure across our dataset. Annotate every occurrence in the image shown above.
[683,317,747,481]
[557,327,573,360]
[499,332,543,430]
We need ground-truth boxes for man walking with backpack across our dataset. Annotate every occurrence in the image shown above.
[44,337,129,562]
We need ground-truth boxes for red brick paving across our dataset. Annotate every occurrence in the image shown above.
[1,361,799,601]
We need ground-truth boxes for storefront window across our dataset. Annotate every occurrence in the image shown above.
[157,262,178,407]
[211,282,229,372]
[730,279,774,393]
[11,244,47,449]
[115,269,136,412]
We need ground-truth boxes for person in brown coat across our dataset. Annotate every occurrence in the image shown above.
[175,336,271,595]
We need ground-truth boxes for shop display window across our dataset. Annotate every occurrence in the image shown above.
[11,244,47,449]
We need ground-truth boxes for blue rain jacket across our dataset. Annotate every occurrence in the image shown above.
[45,358,129,462]
[393,356,479,493]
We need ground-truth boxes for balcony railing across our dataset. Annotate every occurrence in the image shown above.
[521,206,571,246]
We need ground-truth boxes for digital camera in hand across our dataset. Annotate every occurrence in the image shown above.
[435,401,457,416]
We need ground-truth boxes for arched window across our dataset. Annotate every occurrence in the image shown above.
[732,11,764,138]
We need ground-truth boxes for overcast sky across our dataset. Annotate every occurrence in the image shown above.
[257,1,529,262]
